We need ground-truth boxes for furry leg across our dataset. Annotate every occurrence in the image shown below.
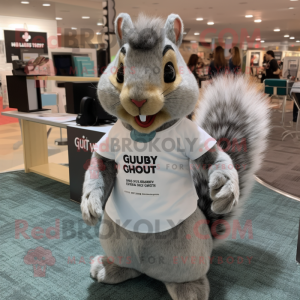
[164,276,210,300]
[90,255,141,284]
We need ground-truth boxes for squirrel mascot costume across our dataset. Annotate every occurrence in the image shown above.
[81,13,270,300]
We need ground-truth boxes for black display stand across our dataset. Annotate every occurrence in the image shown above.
[6,75,48,113]
[67,126,106,202]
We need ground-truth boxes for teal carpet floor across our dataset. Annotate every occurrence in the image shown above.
[0,171,300,300]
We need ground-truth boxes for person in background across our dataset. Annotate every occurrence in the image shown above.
[229,46,241,74]
[209,46,227,77]
[265,50,280,79]
[187,54,202,87]
[260,53,267,83]
[196,57,205,75]
[196,57,207,88]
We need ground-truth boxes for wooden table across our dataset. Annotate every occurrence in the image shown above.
[1,111,76,185]
[2,110,113,202]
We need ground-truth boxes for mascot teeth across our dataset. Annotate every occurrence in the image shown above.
[139,115,146,122]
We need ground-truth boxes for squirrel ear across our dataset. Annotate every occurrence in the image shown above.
[164,14,184,47]
[114,13,134,47]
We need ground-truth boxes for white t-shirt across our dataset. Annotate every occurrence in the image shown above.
[95,118,216,233]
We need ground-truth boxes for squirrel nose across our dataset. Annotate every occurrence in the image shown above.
[131,99,147,108]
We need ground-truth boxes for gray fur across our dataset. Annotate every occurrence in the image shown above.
[81,152,117,226]
[194,75,270,245]
[81,13,270,300]
[91,255,141,283]
[127,14,165,50]
[99,209,212,283]
[193,145,239,214]
[97,14,199,124]
[165,276,209,300]
[114,13,134,47]
[164,14,184,47]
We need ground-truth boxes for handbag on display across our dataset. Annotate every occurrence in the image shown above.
[12,57,50,76]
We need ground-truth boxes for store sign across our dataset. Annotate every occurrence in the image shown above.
[11,42,45,48]
[4,30,48,63]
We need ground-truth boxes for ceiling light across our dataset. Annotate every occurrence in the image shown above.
[207,22,214,25]
[21,1,29,3]
[71,27,77,30]
[56,17,63,20]
[254,19,261,23]
[284,35,290,37]
[245,15,253,18]
[296,40,300,42]
[256,38,261,41]
[290,37,295,39]
[196,18,203,21]
[274,29,280,32]
[97,22,103,26]
[43,3,50,6]
[290,0,298,1]
[96,32,102,35]
[289,7,294,9]
[194,32,200,35]
[261,40,265,43]
[82,16,90,19]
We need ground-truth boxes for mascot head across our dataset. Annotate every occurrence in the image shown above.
[97,13,199,134]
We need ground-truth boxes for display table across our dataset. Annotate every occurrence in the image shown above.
[1,111,112,202]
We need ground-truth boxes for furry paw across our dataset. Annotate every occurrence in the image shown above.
[81,189,103,226]
[90,255,141,284]
[165,276,209,300]
[209,170,239,214]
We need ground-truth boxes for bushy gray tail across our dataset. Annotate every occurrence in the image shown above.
[193,75,271,237]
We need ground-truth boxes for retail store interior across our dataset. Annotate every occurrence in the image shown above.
[1,1,300,299]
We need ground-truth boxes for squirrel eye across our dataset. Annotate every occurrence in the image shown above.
[164,62,176,83]
[116,63,124,83]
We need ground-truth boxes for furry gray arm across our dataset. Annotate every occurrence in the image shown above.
[81,151,117,226]
[192,145,240,214]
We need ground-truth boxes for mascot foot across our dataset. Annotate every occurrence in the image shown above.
[90,255,141,284]
[165,276,209,300]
